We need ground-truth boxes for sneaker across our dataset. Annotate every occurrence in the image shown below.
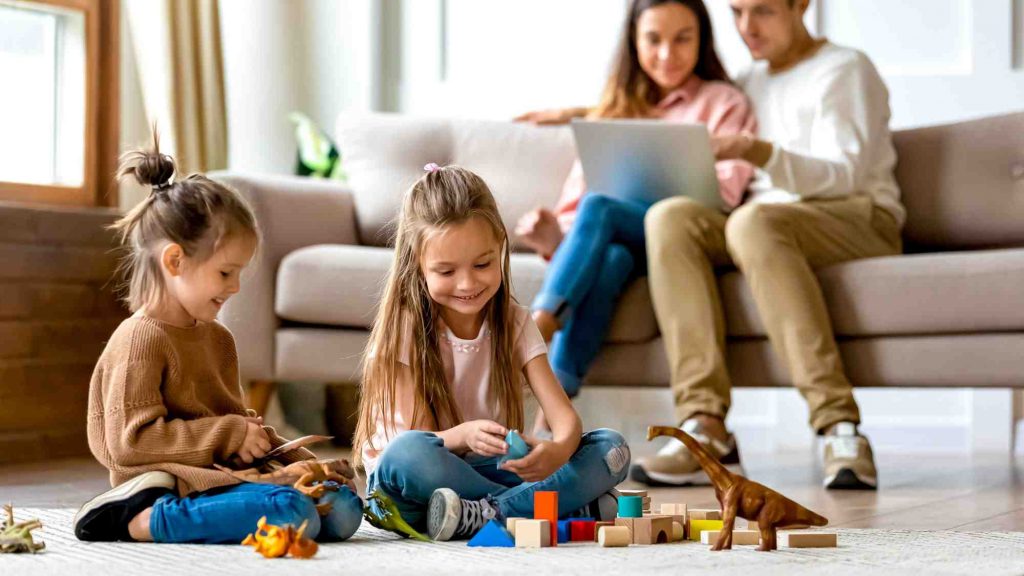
[74,471,176,541]
[580,489,619,521]
[629,418,743,486]
[823,422,878,490]
[427,488,501,541]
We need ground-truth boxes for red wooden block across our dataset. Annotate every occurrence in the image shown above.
[569,520,596,542]
[534,491,559,547]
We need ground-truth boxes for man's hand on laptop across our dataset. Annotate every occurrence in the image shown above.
[711,133,773,167]
[516,208,563,260]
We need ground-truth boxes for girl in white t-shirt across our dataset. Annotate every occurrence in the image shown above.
[353,164,630,541]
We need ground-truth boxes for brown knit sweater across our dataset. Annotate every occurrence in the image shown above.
[87,314,312,496]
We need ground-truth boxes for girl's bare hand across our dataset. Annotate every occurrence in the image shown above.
[499,435,567,482]
[461,420,509,457]
[236,421,272,464]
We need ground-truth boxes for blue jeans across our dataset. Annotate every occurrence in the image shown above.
[149,481,363,544]
[367,429,630,528]
[533,194,649,396]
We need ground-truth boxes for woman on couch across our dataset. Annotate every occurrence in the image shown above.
[515,0,757,431]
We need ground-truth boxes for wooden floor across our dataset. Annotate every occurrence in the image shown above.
[3,451,1023,531]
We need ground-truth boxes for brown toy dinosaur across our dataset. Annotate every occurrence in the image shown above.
[647,426,828,551]
[216,459,356,515]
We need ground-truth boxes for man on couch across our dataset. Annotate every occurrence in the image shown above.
[634,0,903,490]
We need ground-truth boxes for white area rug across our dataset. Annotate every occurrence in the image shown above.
[5,508,1024,575]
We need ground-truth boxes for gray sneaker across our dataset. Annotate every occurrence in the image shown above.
[823,422,878,490]
[630,419,743,486]
[427,488,501,541]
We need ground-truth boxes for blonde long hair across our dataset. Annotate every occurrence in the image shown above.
[353,166,523,466]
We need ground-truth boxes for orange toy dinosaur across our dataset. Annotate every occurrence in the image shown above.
[647,426,828,551]
[216,459,356,514]
[242,516,318,559]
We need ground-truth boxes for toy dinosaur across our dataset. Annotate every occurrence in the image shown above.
[216,459,356,514]
[242,516,318,559]
[647,426,828,551]
[364,489,431,542]
[0,504,45,554]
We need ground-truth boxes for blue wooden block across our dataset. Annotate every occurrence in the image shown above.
[497,429,531,468]
[467,519,515,547]
[557,519,572,543]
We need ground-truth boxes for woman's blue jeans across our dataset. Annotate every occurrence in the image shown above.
[149,481,363,544]
[367,429,630,529]
[533,194,649,397]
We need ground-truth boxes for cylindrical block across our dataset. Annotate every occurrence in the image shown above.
[672,521,684,541]
[618,496,643,518]
[598,526,631,547]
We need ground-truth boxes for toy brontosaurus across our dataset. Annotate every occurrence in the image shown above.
[1,504,44,554]
[647,426,828,551]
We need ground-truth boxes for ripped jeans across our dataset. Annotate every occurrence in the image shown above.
[367,428,630,528]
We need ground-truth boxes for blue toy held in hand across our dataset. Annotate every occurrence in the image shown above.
[498,429,531,469]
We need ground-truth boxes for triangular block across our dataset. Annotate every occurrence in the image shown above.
[468,519,515,547]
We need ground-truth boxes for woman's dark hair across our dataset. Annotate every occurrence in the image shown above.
[592,0,731,119]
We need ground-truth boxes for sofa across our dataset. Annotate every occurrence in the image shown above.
[214,111,1024,405]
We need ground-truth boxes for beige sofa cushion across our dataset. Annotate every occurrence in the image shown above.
[334,112,576,248]
[722,248,1024,337]
[276,245,660,343]
[279,245,1024,340]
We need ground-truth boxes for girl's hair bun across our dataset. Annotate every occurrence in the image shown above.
[133,150,175,189]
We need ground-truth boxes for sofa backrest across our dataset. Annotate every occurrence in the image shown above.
[893,111,1024,249]
[336,111,1024,250]
[335,112,575,248]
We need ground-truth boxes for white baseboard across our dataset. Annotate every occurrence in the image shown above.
[562,386,1015,458]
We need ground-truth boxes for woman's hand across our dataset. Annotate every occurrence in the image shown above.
[515,208,563,259]
[514,107,581,126]
[499,435,569,482]
[459,420,509,457]
[236,420,272,464]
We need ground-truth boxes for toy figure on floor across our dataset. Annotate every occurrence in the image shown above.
[1,504,45,554]
[647,426,828,551]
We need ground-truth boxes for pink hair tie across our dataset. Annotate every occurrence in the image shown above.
[423,162,441,173]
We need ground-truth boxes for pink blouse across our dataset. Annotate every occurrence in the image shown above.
[555,75,758,231]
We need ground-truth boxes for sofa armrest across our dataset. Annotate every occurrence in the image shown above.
[211,172,360,383]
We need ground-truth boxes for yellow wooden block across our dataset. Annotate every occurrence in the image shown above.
[688,519,725,541]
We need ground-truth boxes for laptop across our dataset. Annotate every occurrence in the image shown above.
[570,119,722,209]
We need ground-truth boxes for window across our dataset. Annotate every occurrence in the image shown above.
[0,0,119,207]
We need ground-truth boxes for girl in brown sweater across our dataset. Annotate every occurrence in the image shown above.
[73,136,362,544]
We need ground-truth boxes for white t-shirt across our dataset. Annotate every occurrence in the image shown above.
[738,42,905,225]
[361,303,548,475]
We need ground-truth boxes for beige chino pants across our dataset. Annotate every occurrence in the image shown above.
[644,194,902,432]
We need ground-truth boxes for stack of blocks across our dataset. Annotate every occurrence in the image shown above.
[470,493,837,550]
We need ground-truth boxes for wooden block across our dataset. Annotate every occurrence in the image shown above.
[701,530,760,546]
[515,519,552,548]
[689,509,722,520]
[534,491,558,547]
[631,516,674,545]
[506,517,526,537]
[569,520,596,542]
[598,526,631,547]
[660,503,688,516]
[594,521,614,542]
[672,522,684,542]
[780,532,838,548]
[688,519,724,541]
[746,519,759,531]
[614,517,634,540]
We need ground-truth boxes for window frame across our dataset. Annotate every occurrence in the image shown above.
[0,0,119,208]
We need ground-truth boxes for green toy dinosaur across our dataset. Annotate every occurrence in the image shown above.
[289,112,347,181]
[363,489,431,542]
[1,504,45,554]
